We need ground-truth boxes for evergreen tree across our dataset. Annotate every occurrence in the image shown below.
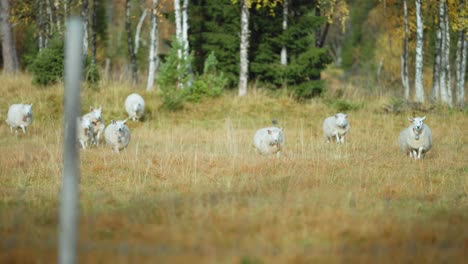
[190,0,240,85]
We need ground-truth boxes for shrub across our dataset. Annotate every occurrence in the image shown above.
[29,37,64,86]
[187,52,227,102]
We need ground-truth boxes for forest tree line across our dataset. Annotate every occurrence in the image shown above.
[0,0,467,108]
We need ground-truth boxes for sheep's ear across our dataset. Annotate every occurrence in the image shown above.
[421,116,426,121]
[123,119,128,125]
[90,106,94,111]
[267,130,272,135]
[408,117,414,122]
[111,120,116,124]
[98,105,102,110]
[344,114,348,118]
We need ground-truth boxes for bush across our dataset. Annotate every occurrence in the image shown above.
[157,40,190,110]
[187,52,227,102]
[85,63,101,88]
[29,37,64,86]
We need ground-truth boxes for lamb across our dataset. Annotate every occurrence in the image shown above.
[77,117,94,149]
[5,103,33,134]
[125,93,145,121]
[83,106,105,146]
[399,116,432,160]
[104,120,131,153]
[322,113,350,144]
[253,120,285,158]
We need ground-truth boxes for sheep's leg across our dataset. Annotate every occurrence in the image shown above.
[417,147,424,159]
[276,151,281,158]
[21,125,27,134]
[80,141,86,149]
[340,135,345,144]
[335,134,340,143]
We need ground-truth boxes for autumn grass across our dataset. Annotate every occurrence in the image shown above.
[0,75,467,263]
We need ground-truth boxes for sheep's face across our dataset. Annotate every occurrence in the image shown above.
[267,129,282,146]
[335,113,348,128]
[112,120,127,133]
[133,103,142,113]
[90,106,103,122]
[409,116,426,139]
[24,104,33,117]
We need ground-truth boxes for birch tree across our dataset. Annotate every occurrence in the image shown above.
[280,0,288,66]
[238,0,249,96]
[414,0,425,103]
[431,0,443,102]
[0,0,19,74]
[401,0,410,100]
[82,0,89,57]
[147,0,160,91]
[443,1,452,107]
[174,0,182,60]
[91,0,98,65]
[439,0,449,105]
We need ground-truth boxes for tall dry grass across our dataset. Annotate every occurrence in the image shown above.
[0,75,467,263]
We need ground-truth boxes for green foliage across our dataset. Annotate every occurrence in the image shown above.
[326,98,362,112]
[157,40,191,110]
[189,0,240,86]
[187,52,227,102]
[28,37,64,86]
[85,63,101,88]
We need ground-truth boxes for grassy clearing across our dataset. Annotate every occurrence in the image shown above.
[0,75,467,263]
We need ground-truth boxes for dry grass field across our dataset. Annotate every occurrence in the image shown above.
[0,75,467,263]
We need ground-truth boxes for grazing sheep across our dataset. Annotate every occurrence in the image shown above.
[253,120,285,158]
[323,113,350,144]
[399,116,432,159]
[83,106,105,146]
[104,120,131,153]
[77,117,94,149]
[125,93,145,121]
[5,103,33,134]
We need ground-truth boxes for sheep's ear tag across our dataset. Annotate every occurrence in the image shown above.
[267,130,272,135]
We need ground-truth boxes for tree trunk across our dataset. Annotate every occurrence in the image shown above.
[146,0,160,91]
[414,0,425,103]
[134,9,148,55]
[174,0,182,59]
[37,0,47,50]
[443,2,452,107]
[125,0,138,85]
[0,0,19,74]
[91,0,98,65]
[81,0,89,57]
[431,0,443,102]
[280,0,288,66]
[54,0,61,32]
[182,0,193,87]
[439,0,449,105]
[238,0,249,97]
[401,0,410,100]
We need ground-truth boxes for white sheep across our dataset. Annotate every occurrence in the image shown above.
[5,103,33,134]
[323,113,350,144]
[125,93,145,121]
[253,121,285,158]
[104,120,131,153]
[77,117,94,149]
[399,116,432,160]
[83,106,105,146]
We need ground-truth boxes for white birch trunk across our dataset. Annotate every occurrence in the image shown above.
[174,0,182,59]
[238,0,250,97]
[182,0,193,87]
[134,9,148,55]
[439,0,448,105]
[280,0,288,66]
[414,0,425,103]
[432,0,443,102]
[81,0,89,57]
[147,0,160,91]
[401,0,410,100]
[443,4,453,107]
